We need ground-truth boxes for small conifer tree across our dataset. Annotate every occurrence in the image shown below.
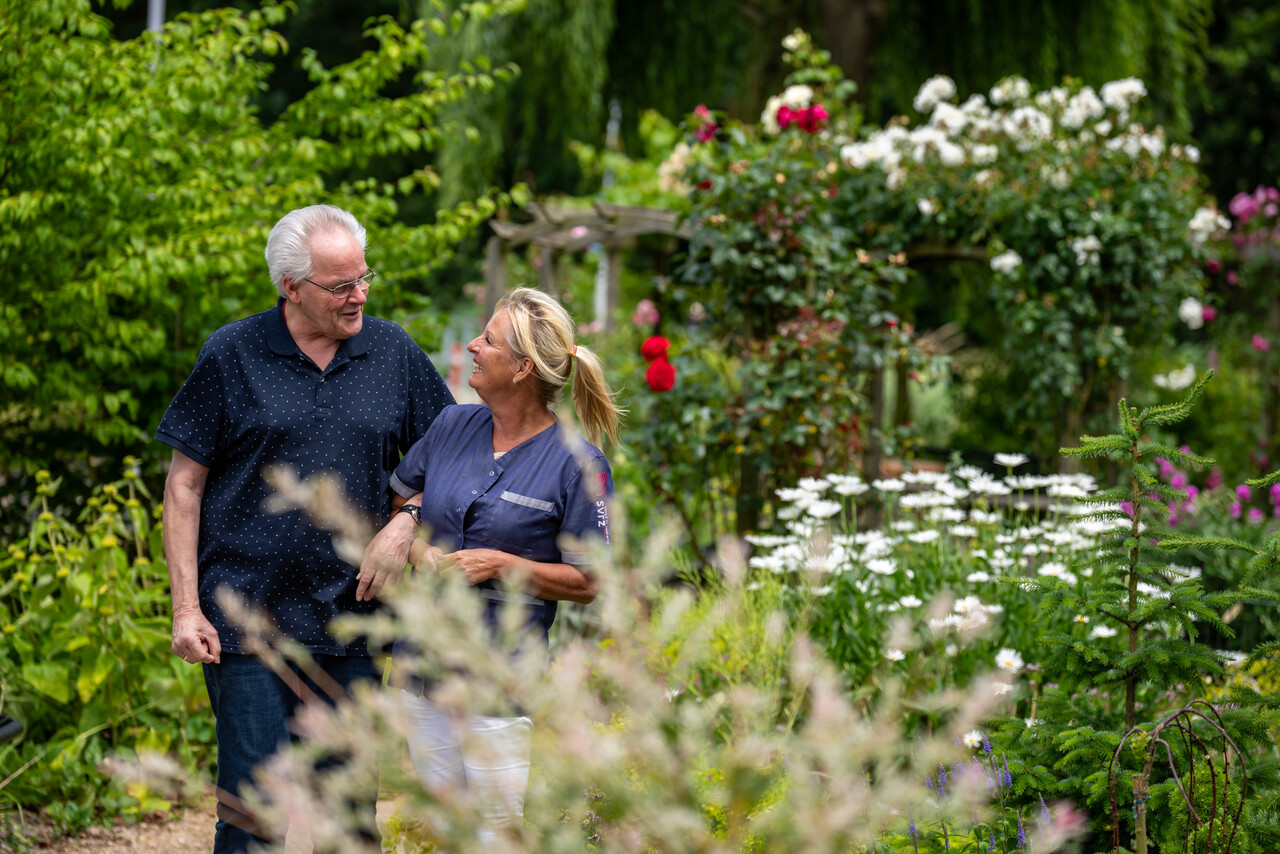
[1003,371,1280,851]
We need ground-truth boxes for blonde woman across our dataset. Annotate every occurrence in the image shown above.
[360,287,622,841]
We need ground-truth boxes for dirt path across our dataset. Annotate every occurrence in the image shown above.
[22,798,401,853]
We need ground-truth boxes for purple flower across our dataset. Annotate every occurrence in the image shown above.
[1002,754,1013,787]
[1236,483,1253,501]
[1252,334,1271,352]
[1230,501,1243,519]
[1171,471,1188,490]
[1156,457,1173,479]
[1186,485,1200,502]
[983,734,992,756]
[1017,812,1026,848]
[1249,507,1264,524]
[989,829,997,851]
[1207,467,1223,490]
[1120,501,1135,518]
[1039,795,1051,826]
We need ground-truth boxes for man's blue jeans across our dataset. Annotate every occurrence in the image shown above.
[202,653,380,853]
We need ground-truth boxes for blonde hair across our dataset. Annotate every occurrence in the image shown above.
[496,287,623,447]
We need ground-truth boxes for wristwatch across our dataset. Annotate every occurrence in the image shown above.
[396,503,422,525]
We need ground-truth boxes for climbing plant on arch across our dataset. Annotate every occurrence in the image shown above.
[638,30,1225,541]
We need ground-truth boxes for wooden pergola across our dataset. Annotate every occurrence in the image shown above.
[485,201,692,328]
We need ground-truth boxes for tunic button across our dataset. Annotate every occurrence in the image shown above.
[471,489,478,494]
[489,471,495,476]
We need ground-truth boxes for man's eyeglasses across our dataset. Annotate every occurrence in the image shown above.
[304,270,377,300]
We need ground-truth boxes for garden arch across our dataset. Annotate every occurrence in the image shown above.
[485,201,692,327]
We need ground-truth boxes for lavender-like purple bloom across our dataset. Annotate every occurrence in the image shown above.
[989,828,997,851]
[1002,754,1013,787]
[983,734,993,755]
[1017,811,1027,848]
[1039,794,1051,825]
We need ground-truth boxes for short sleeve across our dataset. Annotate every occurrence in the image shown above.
[154,342,225,467]
[390,416,439,497]
[558,455,613,565]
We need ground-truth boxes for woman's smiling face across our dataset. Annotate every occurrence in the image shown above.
[466,309,521,400]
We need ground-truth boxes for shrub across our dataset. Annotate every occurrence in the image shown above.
[0,460,212,835]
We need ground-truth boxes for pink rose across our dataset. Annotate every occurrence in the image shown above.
[1201,305,1217,322]
[1252,334,1270,352]
[1230,191,1261,225]
[693,104,717,143]
[631,299,659,328]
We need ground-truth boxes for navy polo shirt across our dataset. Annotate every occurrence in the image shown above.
[390,404,613,640]
[155,299,454,655]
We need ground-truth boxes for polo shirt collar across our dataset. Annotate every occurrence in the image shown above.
[267,297,370,359]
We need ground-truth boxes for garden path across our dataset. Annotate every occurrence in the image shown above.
[38,796,400,853]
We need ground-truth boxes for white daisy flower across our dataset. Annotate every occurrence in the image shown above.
[994,452,1029,468]
[996,648,1025,674]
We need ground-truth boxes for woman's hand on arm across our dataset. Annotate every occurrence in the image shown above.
[440,550,598,604]
[356,492,423,601]
[163,449,221,664]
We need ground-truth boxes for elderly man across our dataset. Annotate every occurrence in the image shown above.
[156,205,453,853]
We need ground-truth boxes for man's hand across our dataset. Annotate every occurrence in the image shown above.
[356,511,418,601]
[172,606,221,664]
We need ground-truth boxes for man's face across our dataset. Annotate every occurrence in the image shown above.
[285,230,369,342]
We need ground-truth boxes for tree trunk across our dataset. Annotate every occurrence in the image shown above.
[815,0,888,97]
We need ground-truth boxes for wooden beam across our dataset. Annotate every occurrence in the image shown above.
[485,235,506,319]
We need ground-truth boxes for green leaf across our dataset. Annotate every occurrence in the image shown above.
[23,661,72,704]
[76,649,117,704]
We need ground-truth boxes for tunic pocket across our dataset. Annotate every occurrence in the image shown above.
[499,490,554,514]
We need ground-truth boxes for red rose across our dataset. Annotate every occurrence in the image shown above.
[646,356,676,392]
[640,336,671,362]
[798,104,828,134]
[777,105,797,130]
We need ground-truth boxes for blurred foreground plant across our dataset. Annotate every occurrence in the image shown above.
[108,467,1087,853]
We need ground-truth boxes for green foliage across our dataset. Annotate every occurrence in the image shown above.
[650,38,925,535]
[992,372,1280,848]
[425,0,615,204]
[0,462,211,834]
[1190,0,1280,200]
[647,574,801,739]
[0,0,518,478]
[838,72,1215,464]
[868,0,1212,135]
